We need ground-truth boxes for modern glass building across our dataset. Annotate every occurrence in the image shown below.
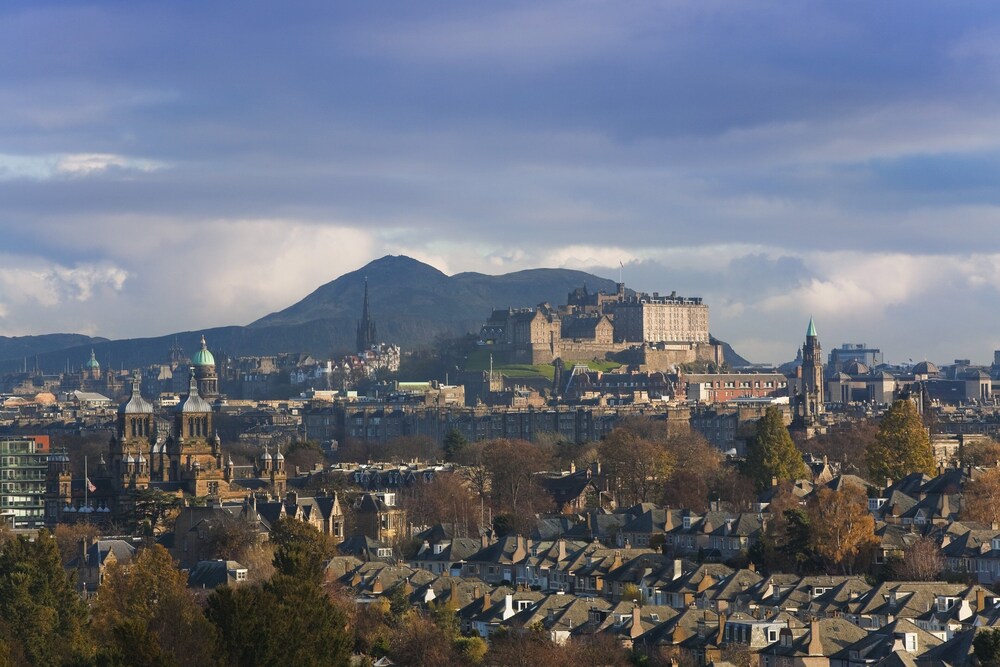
[0,436,49,529]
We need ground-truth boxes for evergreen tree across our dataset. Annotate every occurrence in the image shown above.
[744,406,808,491]
[866,399,936,483]
[442,429,468,461]
[270,516,332,583]
[0,531,91,666]
[207,574,351,667]
[975,628,1000,667]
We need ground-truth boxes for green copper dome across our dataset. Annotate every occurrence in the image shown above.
[84,350,100,369]
[191,335,215,367]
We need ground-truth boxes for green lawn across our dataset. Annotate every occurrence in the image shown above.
[463,348,622,379]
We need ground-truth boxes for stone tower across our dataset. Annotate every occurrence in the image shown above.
[356,278,377,352]
[800,317,824,423]
[109,373,154,499]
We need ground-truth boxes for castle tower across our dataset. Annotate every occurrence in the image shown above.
[800,317,824,423]
[356,278,377,352]
[191,335,218,399]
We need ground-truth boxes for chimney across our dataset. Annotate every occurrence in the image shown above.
[513,536,527,562]
[504,593,514,618]
[771,476,778,488]
[630,604,643,639]
[570,461,576,474]
[977,587,987,613]
[558,538,567,562]
[286,490,298,505]
[79,537,89,566]
[673,559,684,580]
[612,550,623,570]
[449,579,459,607]
[481,533,489,549]
[716,612,726,645]
[807,620,823,656]
[482,591,491,613]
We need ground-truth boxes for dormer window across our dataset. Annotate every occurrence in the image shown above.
[683,516,692,529]
[937,596,958,612]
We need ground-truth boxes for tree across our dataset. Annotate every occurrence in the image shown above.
[270,516,333,583]
[960,438,1000,467]
[866,400,936,484]
[799,419,878,476]
[207,574,351,667]
[892,536,944,581]
[92,544,219,667]
[744,406,808,491]
[399,473,480,537]
[963,468,1000,525]
[53,522,101,566]
[134,486,182,534]
[661,431,721,512]
[479,439,553,516]
[599,428,675,507]
[0,531,91,666]
[975,628,1000,667]
[388,612,460,667]
[808,485,877,574]
[282,440,326,474]
[443,429,468,461]
[205,512,262,562]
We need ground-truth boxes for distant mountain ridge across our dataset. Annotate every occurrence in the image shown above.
[0,255,751,373]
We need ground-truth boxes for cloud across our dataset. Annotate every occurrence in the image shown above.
[3,1,1000,366]
[0,152,166,181]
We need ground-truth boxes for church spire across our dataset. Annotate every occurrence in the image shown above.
[806,316,817,338]
[356,277,377,352]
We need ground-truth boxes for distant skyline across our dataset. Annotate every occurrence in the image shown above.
[4,2,1000,365]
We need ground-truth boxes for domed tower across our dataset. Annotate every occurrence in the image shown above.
[110,373,154,494]
[166,370,228,497]
[83,349,101,381]
[191,335,218,399]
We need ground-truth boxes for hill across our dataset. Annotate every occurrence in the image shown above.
[0,256,751,373]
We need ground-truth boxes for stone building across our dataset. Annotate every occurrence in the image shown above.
[480,283,718,367]
[45,337,288,529]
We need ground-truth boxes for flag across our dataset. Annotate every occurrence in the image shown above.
[86,478,96,493]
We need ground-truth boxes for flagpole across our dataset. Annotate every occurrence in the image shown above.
[84,456,88,511]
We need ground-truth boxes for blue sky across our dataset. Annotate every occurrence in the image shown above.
[3,1,1000,364]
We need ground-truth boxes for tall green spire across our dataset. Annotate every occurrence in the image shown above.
[806,316,817,338]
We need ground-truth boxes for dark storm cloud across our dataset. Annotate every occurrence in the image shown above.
[3,1,1000,361]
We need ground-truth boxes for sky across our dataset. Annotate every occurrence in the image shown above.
[4,1,1000,365]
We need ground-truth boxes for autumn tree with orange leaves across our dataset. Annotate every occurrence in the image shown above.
[808,485,877,574]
